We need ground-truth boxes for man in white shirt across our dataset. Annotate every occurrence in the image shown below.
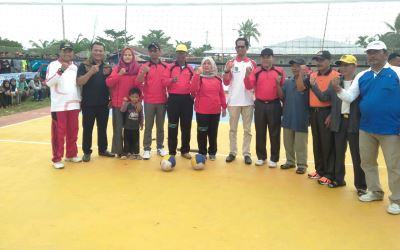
[223,38,257,165]
[45,42,82,169]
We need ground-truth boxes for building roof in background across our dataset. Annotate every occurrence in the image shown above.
[204,36,365,55]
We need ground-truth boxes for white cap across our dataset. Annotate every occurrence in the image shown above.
[365,41,387,52]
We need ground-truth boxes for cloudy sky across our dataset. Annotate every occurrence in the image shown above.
[0,0,399,49]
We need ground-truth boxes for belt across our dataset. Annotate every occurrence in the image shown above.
[342,113,350,119]
[256,98,280,104]
[310,107,331,112]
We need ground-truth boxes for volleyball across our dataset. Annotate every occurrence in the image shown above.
[160,155,176,172]
[191,154,206,170]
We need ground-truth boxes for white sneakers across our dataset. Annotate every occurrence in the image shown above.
[358,191,383,202]
[157,148,167,157]
[53,156,82,169]
[255,159,265,166]
[52,162,64,169]
[387,203,400,215]
[143,150,151,160]
[65,157,82,163]
[268,160,278,168]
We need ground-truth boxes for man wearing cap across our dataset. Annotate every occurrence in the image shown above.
[163,44,194,159]
[77,41,114,162]
[137,42,168,159]
[279,58,309,174]
[310,55,366,193]
[388,52,400,67]
[305,50,339,185]
[244,48,285,167]
[333,41,400,215]
[45,42,82,169]
[223,37,257,165]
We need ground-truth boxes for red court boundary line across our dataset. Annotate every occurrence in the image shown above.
[0,106,50,127]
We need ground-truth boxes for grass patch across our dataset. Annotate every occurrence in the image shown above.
[0,98,50,117]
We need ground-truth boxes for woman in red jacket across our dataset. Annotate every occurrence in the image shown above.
[191,57,227,161]
[106,47,142,158]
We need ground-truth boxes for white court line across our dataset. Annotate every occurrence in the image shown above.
[0,138,381,167]
[0,115,50,129]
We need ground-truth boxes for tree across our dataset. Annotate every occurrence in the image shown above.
[138,29,173,51]
[237,19,261,47]
[0,37,23,48]
[96,29,134,53]
[28,39,60,56]
[191,44,212,57]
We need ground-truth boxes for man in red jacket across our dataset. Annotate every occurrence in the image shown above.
[164,44,194,159]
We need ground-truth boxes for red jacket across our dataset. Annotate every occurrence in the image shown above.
[138,61,168,104]
[163,62,194,95]
[191,74,227,114]
[106,66,142,108]
[244,66,285,101]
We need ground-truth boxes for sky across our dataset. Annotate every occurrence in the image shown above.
[0,0,399,49]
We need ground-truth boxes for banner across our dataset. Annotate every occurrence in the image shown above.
[0,72,38,83]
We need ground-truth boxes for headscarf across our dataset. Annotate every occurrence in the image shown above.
[117,47,140,76]
[200,56,218,78]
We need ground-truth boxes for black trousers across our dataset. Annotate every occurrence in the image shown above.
[254,100,282,162]
[81,105,109,154]
[0,93,6,107]
[309,107,335,179]
[196,113,220,156]
[167,94,193,155]
[334,116,367,189]
[123,128,140,154]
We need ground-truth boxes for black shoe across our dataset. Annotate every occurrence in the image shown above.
[225,153,236,163]
[295,166,307,174]
[82,153,91,162]
[99,150,115,157]
[328,181,347,188]
[244,155,252,165]
[280,163,296,170]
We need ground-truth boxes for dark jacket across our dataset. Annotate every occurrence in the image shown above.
[310,79,360,133]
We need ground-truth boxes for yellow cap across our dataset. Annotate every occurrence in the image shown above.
[335,54,357,65]
[176,44,188,52]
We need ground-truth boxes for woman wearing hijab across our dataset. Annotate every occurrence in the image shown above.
[191,57,227,160]
[1,80,12,107]
[106,47,142,159]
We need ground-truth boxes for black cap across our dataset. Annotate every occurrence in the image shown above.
[388,52,400,62]
[148,42,160,50]
[59,41,73,51]
[312,50,331,60]
[260,48,274,56]
[289,58,306,65]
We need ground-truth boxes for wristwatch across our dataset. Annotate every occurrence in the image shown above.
[58,68,65,74]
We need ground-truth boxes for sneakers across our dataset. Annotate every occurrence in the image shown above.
[99,150,115,157]
[296,166,307,174]
[268,160,278,168]
[387,203,400,215]
[65,156,82,163]
[328,181,346,188]
[307,171,321,179]
[244,155,252,165]
[317,176,332,185]
[143,150,151,160]
[157,148,167,157]
[357,189,367,197]
[82,153,91,162]
[209,155,216,161]
[255,159,265,166]
[359,191,384,202]
[52,161,64,169]
[181,152,192,159]
[280,163,296,170]
[226,153,236,163]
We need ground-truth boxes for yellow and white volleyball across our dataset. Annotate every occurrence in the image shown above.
[191,154,206,170]
[160,155,176,172]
